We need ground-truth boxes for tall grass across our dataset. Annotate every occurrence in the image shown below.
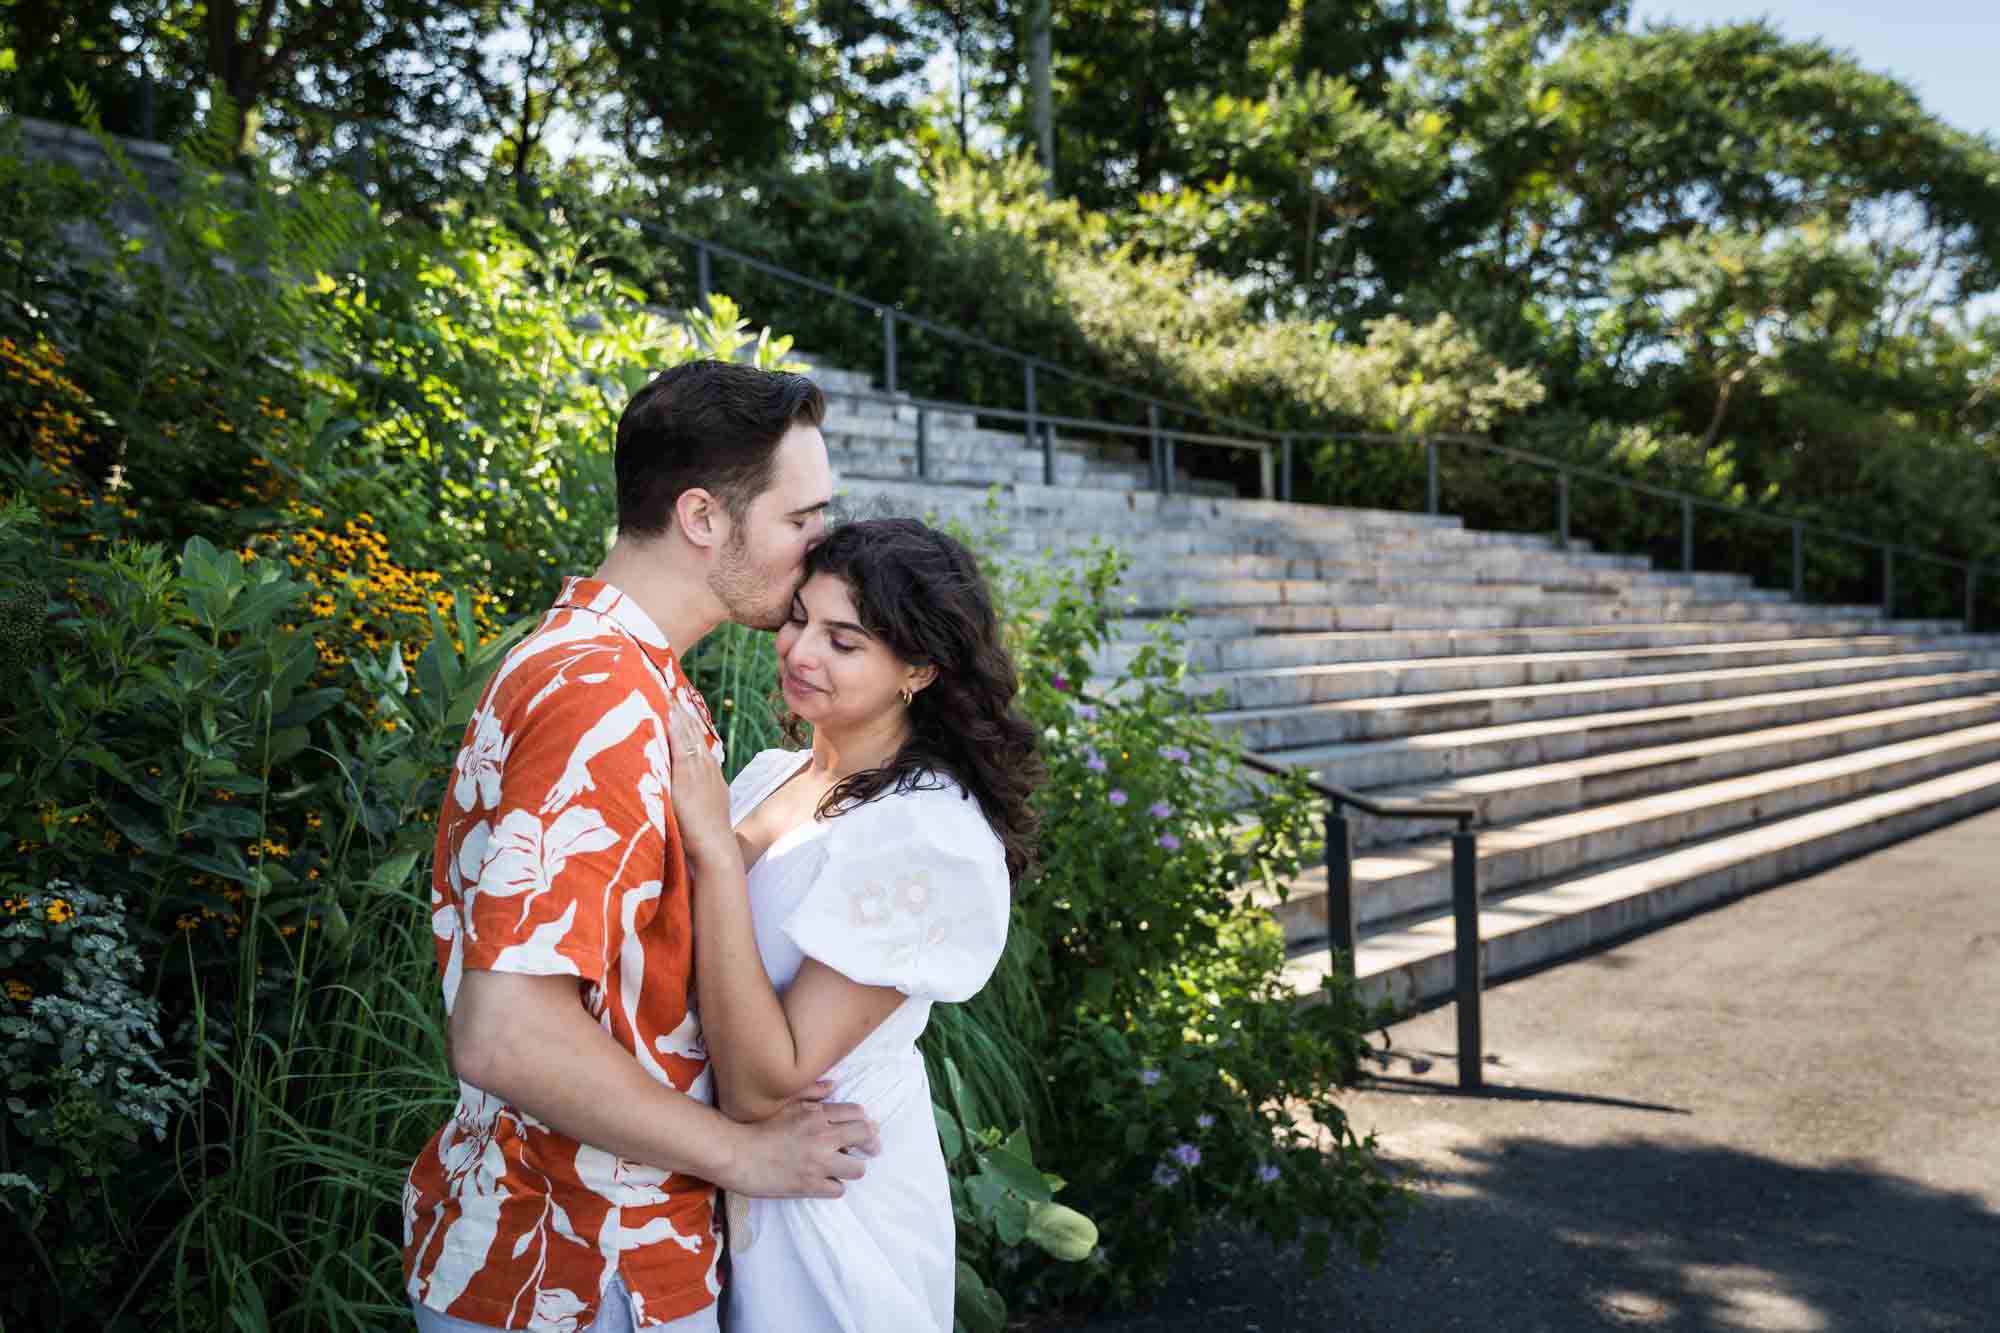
[160,874,452,1332]
[681,620,788,777]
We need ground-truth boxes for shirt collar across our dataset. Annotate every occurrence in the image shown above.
[553,575,679,675]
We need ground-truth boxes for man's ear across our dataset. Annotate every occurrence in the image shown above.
[673,487,726,551]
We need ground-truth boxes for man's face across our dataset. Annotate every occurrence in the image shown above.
[708,422,833,631]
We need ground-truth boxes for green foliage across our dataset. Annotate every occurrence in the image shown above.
[0,481,532,1328]
[987,539,1400,1310]
[0,881,203,1332]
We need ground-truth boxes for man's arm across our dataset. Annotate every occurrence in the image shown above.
[449,969,872,1198]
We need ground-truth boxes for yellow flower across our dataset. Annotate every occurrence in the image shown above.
[4,980,30,1003]
[45,899,73,924]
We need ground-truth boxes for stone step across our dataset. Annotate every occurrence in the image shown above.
[1177,635,1918,712]
[835,452,1156,490]
[1267,718,2000,943]
[1095,619,1938,673]
[1124,574,1646,611]
[1096,550,1759,593]
[1218,599,1891,633]
[1282,755,2000,1013]
[998,527,1657,573]
[1262,668,2000,789]
[838,478,1481,536]
[1210,651,1974,751]
[1325,692,2000,852]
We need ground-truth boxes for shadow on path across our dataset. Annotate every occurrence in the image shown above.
[1026,1131,2000,1332]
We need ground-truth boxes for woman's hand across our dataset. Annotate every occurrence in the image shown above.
[667,704,737,871]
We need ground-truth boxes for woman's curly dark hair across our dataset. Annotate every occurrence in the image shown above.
[785,517,1044,883]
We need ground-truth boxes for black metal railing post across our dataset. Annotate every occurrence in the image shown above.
[1557,469,1571,551]
[1969,567,1979,631]
[882,308,898,396]
[694,242,712,311]
[1280,434,1294,503]
[1793,522,1805,601]
[1324,804,1357,972]
[1148,402,1163,493]
[1426,436,1440,516]
[914,404,928,481]
[1452,822,1483,1090]
[1883,546,1895,619]
[1682,498,1695,573]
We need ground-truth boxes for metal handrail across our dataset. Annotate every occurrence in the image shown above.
[1084,689,1490,1090]
[1304,430,1997,623]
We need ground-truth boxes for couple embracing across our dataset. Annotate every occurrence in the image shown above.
[402,360,1044,1332]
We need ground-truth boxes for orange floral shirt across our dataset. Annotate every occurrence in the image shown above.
[404,577,723,1331]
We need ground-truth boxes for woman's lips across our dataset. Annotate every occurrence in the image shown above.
[781,669,820,695]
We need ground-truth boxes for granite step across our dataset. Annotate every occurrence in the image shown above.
[1265,718,2000,942]
[1261,668,2000,789]
[1283,755,2000,1012]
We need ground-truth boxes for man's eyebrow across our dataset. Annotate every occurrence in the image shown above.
[787,499,831,518]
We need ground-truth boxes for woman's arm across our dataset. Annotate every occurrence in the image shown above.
[668,709,907,1122]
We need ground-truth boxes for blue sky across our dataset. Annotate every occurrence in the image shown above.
[1628,0,2000,142]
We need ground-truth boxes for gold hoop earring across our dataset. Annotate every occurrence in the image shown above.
[898,686,914,707]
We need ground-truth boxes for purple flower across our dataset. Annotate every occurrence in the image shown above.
[1085,749,1108,773]
[1108,789,1128,807]
[1159,745,1191,764]
[1052,675,1070,693]
[1195,1112,1215,1130]
[1152,1163,1181,1188]
[1075,703,1099,721]
[1157,832,1182,851]
[1256,1164,1281,1184]
[1172,1143,1201,1169]
[1149,800,1172,819]
[1138,1068,1161,1087]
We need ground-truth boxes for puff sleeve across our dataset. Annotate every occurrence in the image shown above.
[780,781,1011,1003]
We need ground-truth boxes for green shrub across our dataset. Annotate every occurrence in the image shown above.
[989,539,1400,1309]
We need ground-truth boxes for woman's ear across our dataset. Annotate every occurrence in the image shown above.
[908,664,940,696]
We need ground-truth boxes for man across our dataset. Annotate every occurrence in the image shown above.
[404,360,865,1332]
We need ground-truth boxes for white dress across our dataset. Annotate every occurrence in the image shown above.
[720,749,1011,1333]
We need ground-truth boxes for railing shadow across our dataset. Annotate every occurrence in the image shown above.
[1036,1136,2000,1331]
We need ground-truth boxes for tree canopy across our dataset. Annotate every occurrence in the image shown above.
[6,0,1995,565]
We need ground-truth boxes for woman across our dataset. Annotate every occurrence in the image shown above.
[663,517,1043,1332]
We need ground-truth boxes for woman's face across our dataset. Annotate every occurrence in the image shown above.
[775,573,930,731]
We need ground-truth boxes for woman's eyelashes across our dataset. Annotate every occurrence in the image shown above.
[785,603,855,653]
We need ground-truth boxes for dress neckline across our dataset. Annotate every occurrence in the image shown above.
[735,749,819,875]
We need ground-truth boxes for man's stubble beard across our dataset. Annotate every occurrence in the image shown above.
[709,528,794,632]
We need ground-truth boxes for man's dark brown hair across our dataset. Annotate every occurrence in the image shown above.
[614,360,826,536]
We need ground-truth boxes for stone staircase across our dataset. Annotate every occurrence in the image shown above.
[804,358,2000,1016]
[799,360,1237,496]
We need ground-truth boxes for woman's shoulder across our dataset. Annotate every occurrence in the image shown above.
[837,772,1000,852]
[728,747,807,803]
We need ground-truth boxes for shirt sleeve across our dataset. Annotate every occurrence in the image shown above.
[779,781,1011,1003]
[446,653,676,985]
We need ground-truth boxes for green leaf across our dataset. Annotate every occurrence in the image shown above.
[188,804,265,840]
[366,850,421,893]
[953,1262,1007,1333]
[978,1135,1053,1204]
[933,1102,964,1162]
[270,688,345,731]
[104,800,171,855]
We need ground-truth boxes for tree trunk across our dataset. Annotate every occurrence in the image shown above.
[1028,0,1053,194]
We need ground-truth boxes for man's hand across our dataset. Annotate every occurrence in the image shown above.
[724,1095,878,1199]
